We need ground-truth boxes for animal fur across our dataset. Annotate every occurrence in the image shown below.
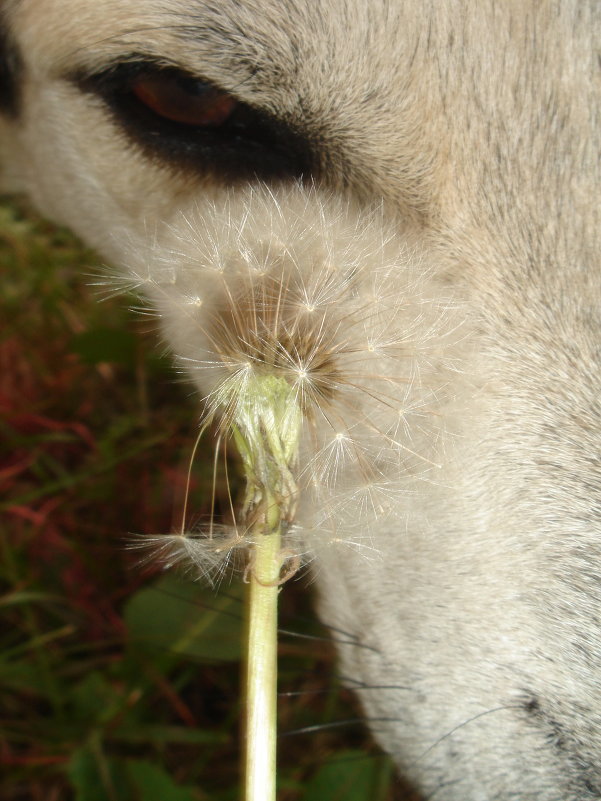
[1,1,600,798]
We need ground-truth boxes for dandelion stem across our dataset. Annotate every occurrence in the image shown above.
[225,375,301,801]
[244,514,282,801]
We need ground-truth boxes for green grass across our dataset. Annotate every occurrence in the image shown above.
[0,199,404,801]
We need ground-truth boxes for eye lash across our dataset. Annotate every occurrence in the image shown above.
[71,58,314,183]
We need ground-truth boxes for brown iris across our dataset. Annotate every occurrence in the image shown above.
[131,74,237,127]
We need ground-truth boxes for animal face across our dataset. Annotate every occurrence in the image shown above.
[1,1,600,797]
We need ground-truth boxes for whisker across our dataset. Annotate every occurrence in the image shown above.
[277,688,339,698]
[413,705,520,766]
[280,717,400,737]
[339,675,413,692]
[424,778,463,801]
[150,586,244,622]
[277,628,379,653]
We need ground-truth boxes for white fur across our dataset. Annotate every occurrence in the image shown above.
[1,1,600,797]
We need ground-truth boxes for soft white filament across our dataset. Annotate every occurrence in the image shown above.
[116,183,463,581]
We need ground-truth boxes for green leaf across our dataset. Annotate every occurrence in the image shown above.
[70,672,122,724]
[68,748,199,801]
[0,590,63,607]
[126,760,197,801]
[111,724,226,746]
[124,573,243,663]
[67,743,129,801]
[301,751,394,801]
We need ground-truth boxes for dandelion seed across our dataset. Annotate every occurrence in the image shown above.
[113,185,465,801]
[115,183,463,577]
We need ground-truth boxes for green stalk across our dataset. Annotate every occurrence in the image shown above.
[244,517,281,801]
[224,374,302,801]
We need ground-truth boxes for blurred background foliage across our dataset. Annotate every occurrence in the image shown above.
[0,199,405,800]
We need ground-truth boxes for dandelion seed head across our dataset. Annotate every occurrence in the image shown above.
[116,182,467,578]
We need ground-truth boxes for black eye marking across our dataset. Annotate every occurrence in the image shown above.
[73,59,314,183]
[0,24,22,116]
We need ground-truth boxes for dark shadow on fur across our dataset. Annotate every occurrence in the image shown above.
[0,20,22,116]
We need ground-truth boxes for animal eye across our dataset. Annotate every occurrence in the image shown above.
[130,74,237,127]
[75,60,313,181]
